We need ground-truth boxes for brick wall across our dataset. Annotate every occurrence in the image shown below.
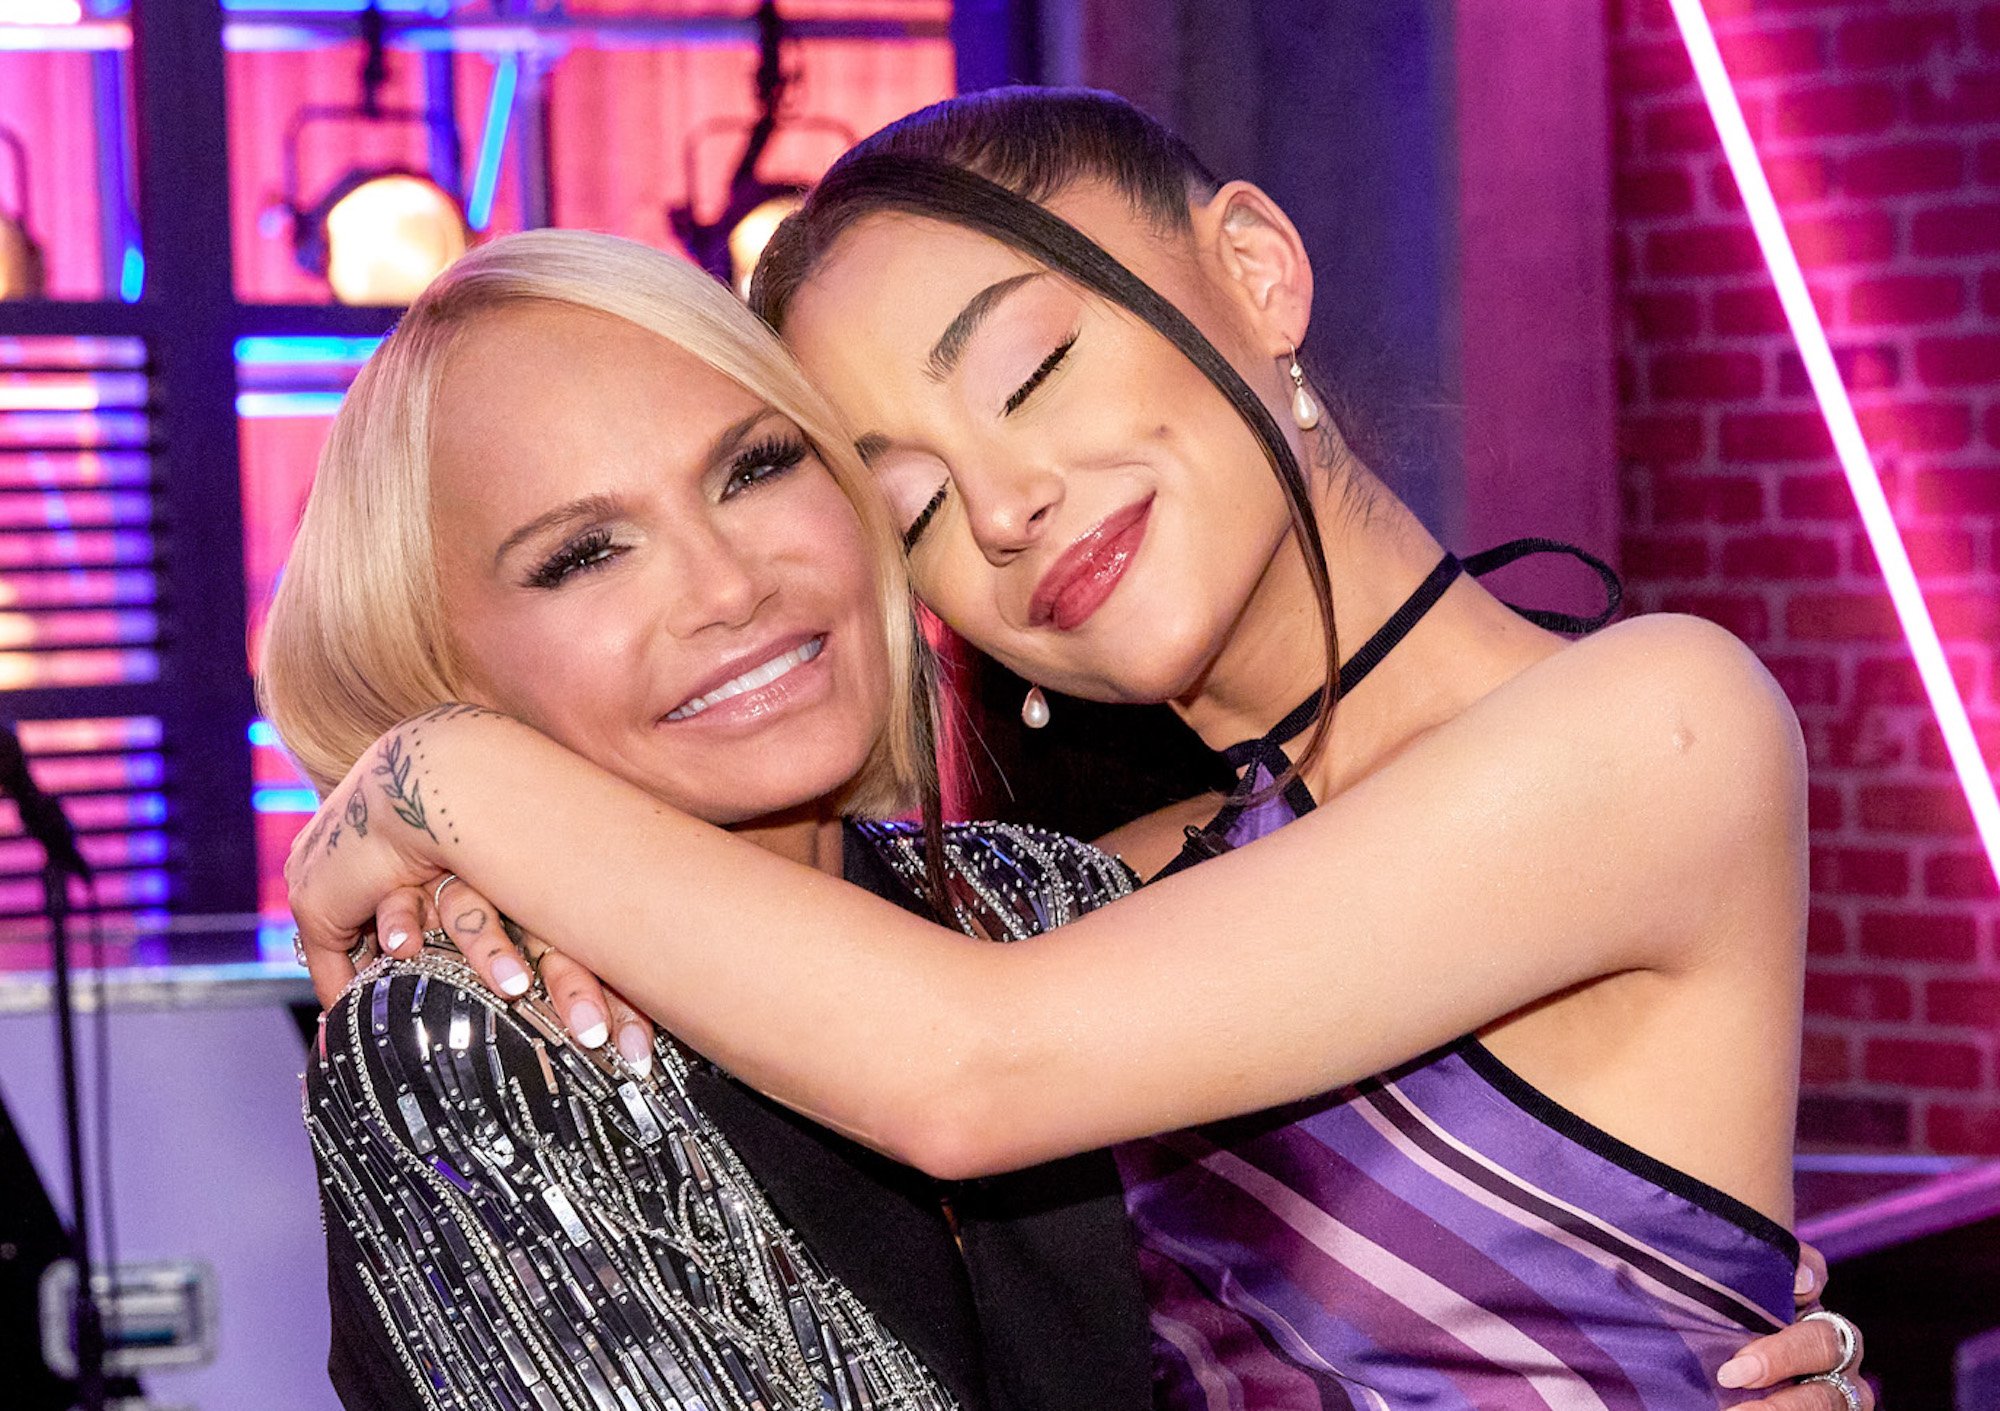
[1612,0,2000,1153]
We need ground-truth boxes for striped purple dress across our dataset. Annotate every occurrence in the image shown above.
[1122,760,1798,1410]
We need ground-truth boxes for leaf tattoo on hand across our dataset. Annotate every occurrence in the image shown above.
[372,734,438,842]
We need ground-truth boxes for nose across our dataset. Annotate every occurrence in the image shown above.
[955,454,1064,564]
[661,522,775,638]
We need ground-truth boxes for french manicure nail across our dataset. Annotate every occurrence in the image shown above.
[1716,1355,1758,1389]
[571,1001,608,1049]
[493,955,531,998]
[617,1025,653,1077]
[386,929,411,953]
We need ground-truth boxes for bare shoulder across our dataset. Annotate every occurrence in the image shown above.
[1094,791,1229,879]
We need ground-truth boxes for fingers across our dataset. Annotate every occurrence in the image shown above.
[1794,1242,1830,1306]
[374,885,429,957]
[1730,1379,1872,1411]
[427,877,533,1000]
[1719,1312,1863,1387]
[535,951,615,1052]
[304,942,358,1009]
[603,985,656,1078]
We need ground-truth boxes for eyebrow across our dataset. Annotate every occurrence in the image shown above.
[490,407,776,568]
[925,272,1042,382]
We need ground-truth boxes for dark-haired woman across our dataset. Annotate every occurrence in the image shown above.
[294,89,1870,1410]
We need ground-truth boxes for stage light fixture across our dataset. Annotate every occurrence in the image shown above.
[277,3,468,305]
[1670,0,2000,885]
[668,1,847,294]
[0,127,46,301]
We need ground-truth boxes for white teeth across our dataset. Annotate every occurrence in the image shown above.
[666,637,823,721]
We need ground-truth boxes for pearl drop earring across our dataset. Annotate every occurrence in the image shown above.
[1021,685,1050,729]
[1286,344,1321,431]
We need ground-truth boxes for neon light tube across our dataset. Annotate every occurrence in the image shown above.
[1670,0,2000,886]
[467,55,519,232]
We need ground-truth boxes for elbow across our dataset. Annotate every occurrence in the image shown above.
[873,1006,1038,1181]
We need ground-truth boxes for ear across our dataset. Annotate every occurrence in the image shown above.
[1189,180,1314,355]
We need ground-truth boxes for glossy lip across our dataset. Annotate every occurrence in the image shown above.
[659,631,830,729]
[1027,496,1154,632]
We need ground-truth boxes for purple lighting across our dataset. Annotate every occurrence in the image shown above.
[1670,0,2000,888]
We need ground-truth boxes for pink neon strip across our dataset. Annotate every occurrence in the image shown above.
[1669,0,2000,886]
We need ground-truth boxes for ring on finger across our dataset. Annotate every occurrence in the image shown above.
[1800,1309,1860,1377]
[432,873,461,913]
[291,930,307,967]
[1802,1370,1862,1411]
[421,927,450,949]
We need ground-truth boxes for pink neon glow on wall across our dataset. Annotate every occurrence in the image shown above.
[1668,0,2000,888]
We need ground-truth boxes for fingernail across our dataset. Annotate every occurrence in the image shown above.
[1795,1261,1817,1296]
[617,1025,653,1077]
[385,929,411,954]
[1717,1355,1759,1389]
[493,955,531,998]
[570,1001,608,1049]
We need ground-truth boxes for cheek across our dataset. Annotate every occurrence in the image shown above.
[448,591,637,741]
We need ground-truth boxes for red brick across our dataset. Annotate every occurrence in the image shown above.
[1712,154,1832,210]
[1927,590,2000,638]
[1846,273,1966,327]
[1926,1101,2000,1156]
[1860,909,1979,962]
[1652,350,1764,401]
[1766,653,1841,708]
[1770,80,1898,140]
[1983,268,2000,317]
[1721,410,1833,462]
[1912,203,2000,258]
[1908,72,2000,126]
[1912,466,2000,517]
[1899,525,1979,577]
[1864,1037,1983,1090]
[1720,531,1840,578]
[1716,24,1826,79]
[1645,224,1765,279]
[1659,591,1770,641]
[1708,281,1836,336]
[1622,533,1710,578]
[1835,12,1963,69]
[1842,142,1966,198]
[1915,335,2000,389]
[1789,211,1899,268]
[1628,292,1703,341]
[1643,99,1747,156]
[1799,1094,1911,1150]
[1799,1030,1851,1083]
[1980,5,2000,54]
[1914,716,2000,773]
[1924,850,2000,901]
[1653,473,1763,523]
[1807,785,1845,834]
[1805,969,1913,1020]
[1777,343,1899,397]
[1789,592,1903,641]
[1927,977,2000,1027]
[1861,782,1977,836]
[1987,403,2000,448]
[1614,37,1696,94]
[1853,400,1974,453]
[1857,655,1925,707]
[1619,414,1706,467]
[1618,166,1697,219]
[1981,137,2000,185]
[1776,472,1858,520]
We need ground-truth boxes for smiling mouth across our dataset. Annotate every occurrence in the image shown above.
[1028,497,1154,632]
[665,636,826,721]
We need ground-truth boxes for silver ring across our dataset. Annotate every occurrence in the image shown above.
[421,927,451,949]
[1802,1371,1862,1411]
[346,935,374,966]
[1800,1308,1860,1377]
[291,930,307,967]
[432,873,461,913]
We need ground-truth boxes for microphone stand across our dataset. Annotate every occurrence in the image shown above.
[44,853,104,1411]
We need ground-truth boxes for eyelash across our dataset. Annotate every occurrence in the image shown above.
[903,484,947,551]
[526,434,811,588]
[1004,333,1077,415]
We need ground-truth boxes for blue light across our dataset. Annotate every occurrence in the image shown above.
[467,55,518,232]
[234,335,382,366]
[253,787,322,814]
[118,247,143,302]
[248,719,280,747]
[236,390,347,419]
[220,0,438,11]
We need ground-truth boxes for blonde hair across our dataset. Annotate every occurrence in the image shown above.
[259,229,935,818]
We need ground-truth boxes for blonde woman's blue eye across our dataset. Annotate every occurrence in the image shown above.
[726,436,809,495]
[526,530,618,589]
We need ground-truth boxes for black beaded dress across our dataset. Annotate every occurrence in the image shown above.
[307,820,1150,1411]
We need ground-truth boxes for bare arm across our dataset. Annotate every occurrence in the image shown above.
[291,616,1806,1179]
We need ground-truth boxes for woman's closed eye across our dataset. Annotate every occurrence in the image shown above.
[902,483,947,551]
[1003,333,1077,416]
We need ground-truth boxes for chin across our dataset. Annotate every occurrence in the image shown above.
[1042,602,1227,706]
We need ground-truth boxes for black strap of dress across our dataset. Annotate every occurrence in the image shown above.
[1153,538,1622,880]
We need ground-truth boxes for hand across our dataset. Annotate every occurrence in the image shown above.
[373,873,660,1076]
[1722,1247,1872,1409]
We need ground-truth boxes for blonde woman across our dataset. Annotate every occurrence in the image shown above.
[264,230,1153,1411]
